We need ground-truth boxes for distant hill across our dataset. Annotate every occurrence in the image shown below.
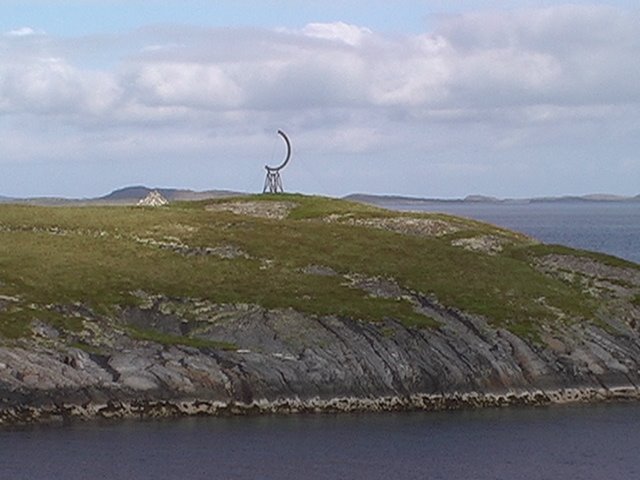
[345,192,640,206]
[530,194,638,203]
[1,189,637,207]
[97,186,242,204]
[99,186,157,201]
[0,186,244,206]
[344,193,519,205]
[343,193,460,204]
[463,195,501,203]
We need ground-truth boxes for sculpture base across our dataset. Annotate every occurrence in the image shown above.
[263,170,284,193]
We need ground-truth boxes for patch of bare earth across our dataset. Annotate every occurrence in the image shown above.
[535,254,640,300]
[206,201,297,219]
[451,235,510,255]
[301,265,338,277]
[134,236,249,259]
[534,255,640,331]
[537,255,640,285]
[324,215,460,237]
[343,273,407,299]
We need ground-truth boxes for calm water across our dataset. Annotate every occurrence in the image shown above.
[387,200,640,264]
[1,404,640,479]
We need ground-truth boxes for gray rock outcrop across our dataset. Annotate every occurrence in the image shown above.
[1,252,639,425]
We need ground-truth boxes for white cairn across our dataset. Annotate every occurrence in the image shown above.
[137,190,169,207]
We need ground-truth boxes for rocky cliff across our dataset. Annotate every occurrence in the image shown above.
[0,195,639,424]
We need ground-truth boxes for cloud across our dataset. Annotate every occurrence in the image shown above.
[301,21,373,46]
[3,11,638,122]
[4,27,45,37]
[129,62,245,109]
[0,7,639,197]
[436,5,640,107]
[0,56,122,117]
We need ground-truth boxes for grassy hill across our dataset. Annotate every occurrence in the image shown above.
[0,194,636,346]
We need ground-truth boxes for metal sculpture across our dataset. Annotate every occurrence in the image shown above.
[263,130,291,193]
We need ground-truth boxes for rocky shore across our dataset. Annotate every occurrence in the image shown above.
[2,250,640,426]
[0,196,639,426]
[4,387,640,426]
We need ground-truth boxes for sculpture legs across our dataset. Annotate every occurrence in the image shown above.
[263,170,284,193]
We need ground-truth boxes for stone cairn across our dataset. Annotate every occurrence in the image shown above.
[137,190,169,207]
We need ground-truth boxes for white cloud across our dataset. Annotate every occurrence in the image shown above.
[0,7,639,198]
[0,56,122,116]
[129,62,244,108]
[301,21,373,46]
[4,27,44,37]
[3,11,638,123]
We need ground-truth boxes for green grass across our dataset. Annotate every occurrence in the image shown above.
[0,310,33,339]
[0,194,631,343]
[509,242,640,271]
[126,326,237,350]
[0,304,85,339]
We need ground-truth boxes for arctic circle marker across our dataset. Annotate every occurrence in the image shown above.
[263,130,291,193]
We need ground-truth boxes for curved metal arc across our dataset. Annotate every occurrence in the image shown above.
[265,129,291,171]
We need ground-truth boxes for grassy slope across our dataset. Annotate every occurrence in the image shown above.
[0,193,634,343]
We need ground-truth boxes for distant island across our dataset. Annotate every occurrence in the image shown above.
[345,192,640,206]
[0,185,242,206]
[1,186,638,207]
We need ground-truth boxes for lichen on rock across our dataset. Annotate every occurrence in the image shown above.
[206,201,297,219]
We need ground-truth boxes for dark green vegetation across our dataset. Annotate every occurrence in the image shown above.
[0,193,633,344]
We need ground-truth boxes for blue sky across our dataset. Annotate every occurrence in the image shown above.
[0,1,638,198]
[2,1,433,35]
[1,1,636,35]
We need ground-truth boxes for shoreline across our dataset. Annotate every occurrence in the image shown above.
[3,386,639,427]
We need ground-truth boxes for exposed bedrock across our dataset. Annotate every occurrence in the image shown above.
[2,287,640,425]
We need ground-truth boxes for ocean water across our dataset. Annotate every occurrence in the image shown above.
[1,404,640,479]
[385,200,640,264]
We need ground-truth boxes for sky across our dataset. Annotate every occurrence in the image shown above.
[0,1,638,199]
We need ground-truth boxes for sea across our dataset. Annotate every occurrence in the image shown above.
[384,199,640,264]
[1,200,639,479]
[1,405,640,479]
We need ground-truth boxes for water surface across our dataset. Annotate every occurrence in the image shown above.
[386,200,640,264]
[1,404,639,479]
